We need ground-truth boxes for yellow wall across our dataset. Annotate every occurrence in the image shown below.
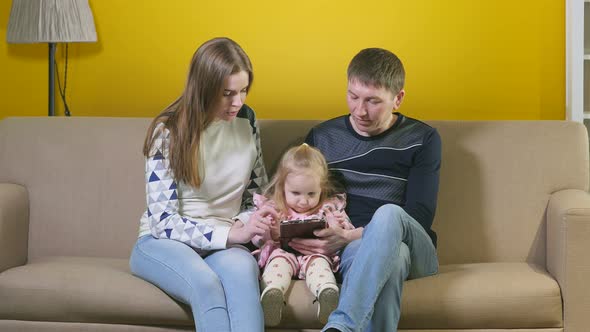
[0,0,564,120]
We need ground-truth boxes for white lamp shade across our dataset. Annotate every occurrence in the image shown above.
[6,0,97,44]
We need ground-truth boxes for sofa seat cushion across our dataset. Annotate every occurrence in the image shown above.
[397,263,562,329]
[0,257,562,330]
[278,262,562,330]
[0,256,193,326]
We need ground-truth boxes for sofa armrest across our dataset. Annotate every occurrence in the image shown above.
[0,183,29,273]
[547,189,590,332]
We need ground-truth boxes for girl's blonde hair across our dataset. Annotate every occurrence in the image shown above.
[264,143,335,215]
[143,37,253,188]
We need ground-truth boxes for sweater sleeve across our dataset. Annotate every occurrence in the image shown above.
[234,114,269,224]
[145,124,230,252]
[403,128,442,231]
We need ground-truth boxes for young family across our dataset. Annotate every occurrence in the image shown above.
[129,37,441,332]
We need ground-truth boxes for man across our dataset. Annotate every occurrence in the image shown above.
[289,48,441,332]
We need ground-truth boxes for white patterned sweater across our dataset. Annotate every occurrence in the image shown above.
[138,106,268,255]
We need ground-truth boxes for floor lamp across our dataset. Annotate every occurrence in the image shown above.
[6,0,97,116]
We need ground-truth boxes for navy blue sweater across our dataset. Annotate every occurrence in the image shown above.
[305,113,441,247]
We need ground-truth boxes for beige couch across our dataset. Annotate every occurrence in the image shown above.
[0,116,589,332]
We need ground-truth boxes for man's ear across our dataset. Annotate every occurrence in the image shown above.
[393,89,405,110]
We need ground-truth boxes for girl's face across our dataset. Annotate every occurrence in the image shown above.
[213,70,249,121]
[284,170,322,214]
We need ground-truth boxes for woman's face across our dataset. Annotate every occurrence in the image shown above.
[213,71,250,121]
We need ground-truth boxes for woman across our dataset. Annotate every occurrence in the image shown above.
[129,37,276,332]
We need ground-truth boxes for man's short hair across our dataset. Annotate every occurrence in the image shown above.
[347,48,405,95]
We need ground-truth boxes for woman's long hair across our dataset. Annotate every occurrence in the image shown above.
[143,37,253,188]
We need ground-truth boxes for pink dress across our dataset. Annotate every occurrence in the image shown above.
[251,193,355,280]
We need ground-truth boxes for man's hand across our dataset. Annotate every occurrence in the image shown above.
[288,225,362,256]
[227,206,279,245]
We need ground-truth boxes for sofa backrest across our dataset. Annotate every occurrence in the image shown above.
[0,117,149,260]
[0,117,587,266]
[432,121,587,266]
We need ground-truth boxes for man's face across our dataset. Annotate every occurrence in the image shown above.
[346,79,404,137]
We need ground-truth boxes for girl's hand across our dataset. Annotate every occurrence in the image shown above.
[325,211,354,230]
[227,206,279,245]
[228,218,270,245]
[252,206,280,227]
[269,219,280,241]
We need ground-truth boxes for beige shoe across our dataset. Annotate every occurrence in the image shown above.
[261,287,285,327]
[317,284,339,324]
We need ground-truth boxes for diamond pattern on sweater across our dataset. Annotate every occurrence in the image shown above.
[141,124,217,251]
[141,110,269,251]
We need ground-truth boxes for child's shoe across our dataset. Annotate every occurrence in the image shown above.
[261,287,285,327]
[316,283,339,324]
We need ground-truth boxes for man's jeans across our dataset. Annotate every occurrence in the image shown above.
[129,235,264,332]
[323,204,439,332]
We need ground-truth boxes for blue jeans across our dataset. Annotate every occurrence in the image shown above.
[323,204,439,332]
[129,235,264,332]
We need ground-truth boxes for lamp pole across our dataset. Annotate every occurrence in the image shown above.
[48,42,56,116]
[7,0,97,117]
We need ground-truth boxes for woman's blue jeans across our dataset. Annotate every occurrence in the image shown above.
[323,204,439,332]
[129,235,264,332]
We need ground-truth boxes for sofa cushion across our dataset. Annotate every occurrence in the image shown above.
[397,263,562,329]
[0,256,193,326]
[0,257,562,329]
[278,263,562,330]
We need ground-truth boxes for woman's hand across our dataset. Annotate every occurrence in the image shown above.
[227,206,279,246]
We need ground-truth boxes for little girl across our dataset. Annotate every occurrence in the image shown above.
[252,143,354,327]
